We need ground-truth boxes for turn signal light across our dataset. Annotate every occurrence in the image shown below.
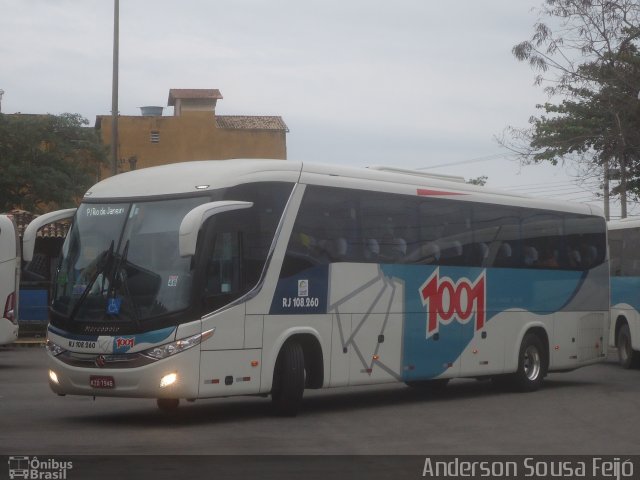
[160,373,178,388]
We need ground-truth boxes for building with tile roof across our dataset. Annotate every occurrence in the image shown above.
[168,88,223,116]
[8,209,70,239]
[96,88,288,176]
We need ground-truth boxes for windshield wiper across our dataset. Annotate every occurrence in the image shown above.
[108,239,128,298]
[68,240,114,320]
[108,239,141,325]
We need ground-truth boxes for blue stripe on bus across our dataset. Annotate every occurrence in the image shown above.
[47,325,99,342]
[380,265,585,380]
[269,265,329,315]
[381,265,585,316]
[48,324,176,352]
[611,276,640,312]
[272,263,588,380]
[112,326,176,353]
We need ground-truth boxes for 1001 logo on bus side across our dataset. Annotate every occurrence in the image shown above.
[419,268,486,339]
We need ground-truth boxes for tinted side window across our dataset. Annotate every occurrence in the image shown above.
[609,229,623,276]
[472,204,521,268]
[281,186,357,278]
[202,182,294,311]
[225,182,294,286]
[416,199,472,267]
[608,226,639,277]
[521,212,563,269]
[624,230,640,276]
[359,191,416,264]
[563,215,606,271]
[279,184,606,276]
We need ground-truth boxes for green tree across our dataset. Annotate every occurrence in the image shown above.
[503,0,640,218]
[0,113,107,213]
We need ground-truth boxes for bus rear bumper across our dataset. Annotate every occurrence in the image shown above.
[47,347,201,399]
[0,318,19,345]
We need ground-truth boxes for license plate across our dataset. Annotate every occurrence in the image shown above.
[90,375,115,389]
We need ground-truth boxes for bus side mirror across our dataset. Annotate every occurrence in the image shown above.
[23,208,77,262]
[178,201,253,257]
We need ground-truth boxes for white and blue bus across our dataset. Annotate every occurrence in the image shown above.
[608,218,640,368]
[24,160,609,415]
[0,214,20,345]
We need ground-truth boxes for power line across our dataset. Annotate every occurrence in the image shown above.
[545,190,600,197]
[565,196,599,202]
[416,153,513,170]
[501,180,600,190]
[500,180,580,189]
[502,183,596,193]
[515,185,599,195]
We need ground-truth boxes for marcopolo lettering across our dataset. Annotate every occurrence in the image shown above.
[419,268,486,338]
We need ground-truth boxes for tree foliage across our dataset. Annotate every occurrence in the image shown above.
[503,0,640,214]
[466,176,488,186]
[512,0,640,94]
[0,113,107,213]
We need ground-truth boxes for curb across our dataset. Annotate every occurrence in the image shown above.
[13,337,46,347]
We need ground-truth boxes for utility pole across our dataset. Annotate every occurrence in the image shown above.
[604,161,610,221]
[0,89,4,113]
[615,112,628,219]
[110,0,120,176]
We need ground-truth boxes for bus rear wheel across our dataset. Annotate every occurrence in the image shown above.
[616,323,640,369]
[271,341,305,417]
[512,333,546,392]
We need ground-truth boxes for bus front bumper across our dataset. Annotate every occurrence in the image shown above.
[47,347,201,399]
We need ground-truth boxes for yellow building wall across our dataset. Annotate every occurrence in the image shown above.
[97,111,287,177]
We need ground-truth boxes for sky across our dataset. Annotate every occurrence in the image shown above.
[0,0,632,217]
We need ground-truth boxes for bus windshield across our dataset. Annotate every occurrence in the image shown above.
[52,197,208,325]
[50,181,295,331]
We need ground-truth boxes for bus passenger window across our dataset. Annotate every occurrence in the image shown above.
[579,243,598,269]
[468,242,489,267]
[538,245,559,268]
[403,241,440,265]
[523,246,539,267]
[378,230,407,263]
[363,238,380,261]
[494,242,513,268]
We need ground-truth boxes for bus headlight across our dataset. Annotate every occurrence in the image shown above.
[46,340,67,357]
[142,329,214,360]
[49,370,60,384]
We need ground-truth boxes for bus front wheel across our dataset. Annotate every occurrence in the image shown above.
[157,398,179,411]
[513,333,546,392]
[616,323,640,369]
[271,341,305,416]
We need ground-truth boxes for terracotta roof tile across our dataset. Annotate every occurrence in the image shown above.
[8,209,71,239]
[216,115,289,132]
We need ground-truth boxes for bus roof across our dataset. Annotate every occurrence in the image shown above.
[608,218,640,230]
[84,159,603,217]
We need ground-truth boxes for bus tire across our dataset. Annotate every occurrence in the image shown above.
[271,341,305,416]
[157,398,179,411]
[616,323,640,369]
[513,333,546,392]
